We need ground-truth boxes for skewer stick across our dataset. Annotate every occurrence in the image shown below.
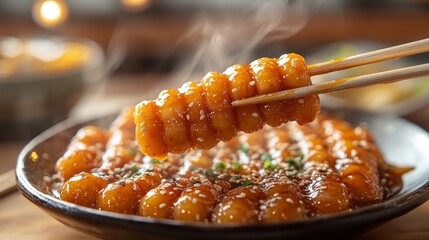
[308,38,429,76]
[232,63,429,107]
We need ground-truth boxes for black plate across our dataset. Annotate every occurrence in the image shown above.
[16,109,429,240]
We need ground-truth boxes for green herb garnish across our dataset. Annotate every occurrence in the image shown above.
[150,158,161,164]
[215,162,227,171]
[287,158,301,170]
[190,166,200,171]
[263,160,277,171]
[205,168,215,178]
[261,153,276,171]
[238,179,254,187]
[238,144,249,155]
[129,148,140,156]
[261,153,273,162]
[234,175,242,180]
[286,151,305,170]
[130,165,139,173]
[232,162,242,171]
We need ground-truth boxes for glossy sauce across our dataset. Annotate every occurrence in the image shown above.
[52,109,408,224]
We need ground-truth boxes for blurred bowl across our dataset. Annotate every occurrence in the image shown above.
[306,40,429,116]
[0,36,105,140]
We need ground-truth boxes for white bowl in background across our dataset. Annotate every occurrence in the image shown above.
[0,36,105,140]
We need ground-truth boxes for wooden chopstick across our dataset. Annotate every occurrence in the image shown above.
[308,38,429,76]
[231,38,429,107]
[0,169,16,197]
[232,63,429,107]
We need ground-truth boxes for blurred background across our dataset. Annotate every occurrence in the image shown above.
[0,0,428,145]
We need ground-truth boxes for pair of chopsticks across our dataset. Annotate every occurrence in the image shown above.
[232,38,429,107]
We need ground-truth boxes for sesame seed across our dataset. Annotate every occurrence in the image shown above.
[159,203,167,209]
[286,198,294,204]
[298,99,304,104]
[198,194,206,198]
[195,190,201,194]
[197,137,204,142]
[291,58,298,68]
[231,88,238,93]
[188,102,195,108]
[200,115,205,120]
[186,114,190,121]
[252,112,259,118]
[192,198,198,204]
[42,176,51,182]
[236,192,246,198]
[249,81,256,86]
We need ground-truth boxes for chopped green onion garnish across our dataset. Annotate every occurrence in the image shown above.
[130,165,139,173]
[215,162,227,171]
[261,153,273,162]
[190,166,199,171]
[263,160,276,171]
[232,162,242,170]
[205,168,215,178]
[238,144,249,155]
[239,179,254,187]
[129,148,140,156]
[150,158,161,164]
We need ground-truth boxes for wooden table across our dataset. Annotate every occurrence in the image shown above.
[1,74,428,239]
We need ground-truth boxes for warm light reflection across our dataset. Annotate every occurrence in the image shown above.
[32,0,69,28]
[30,151,39,162]
[120,0,151,12]
[41,1,62,20]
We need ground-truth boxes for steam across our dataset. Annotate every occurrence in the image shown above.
[71,20,129,119]
[72,0,309,119]
[174,0,308,84]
